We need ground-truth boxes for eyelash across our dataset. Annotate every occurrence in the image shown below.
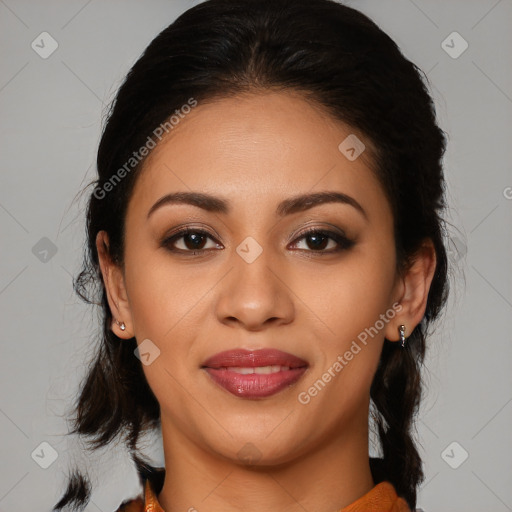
[161,227,355,256]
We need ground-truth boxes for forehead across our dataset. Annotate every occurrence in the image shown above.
[128,91,390,223]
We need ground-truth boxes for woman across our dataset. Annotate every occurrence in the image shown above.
[53,0,448,511]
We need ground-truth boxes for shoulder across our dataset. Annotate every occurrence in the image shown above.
[113,496,145,512]
[113,472,163,512]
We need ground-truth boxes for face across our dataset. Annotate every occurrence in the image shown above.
[100,91,409,465]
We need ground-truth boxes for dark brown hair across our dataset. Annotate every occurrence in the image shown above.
[54,0,449,509]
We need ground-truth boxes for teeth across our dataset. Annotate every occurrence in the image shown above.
[236,367,255,375]
[226,365,291,374]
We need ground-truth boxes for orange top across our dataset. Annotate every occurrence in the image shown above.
[116,478,411,512]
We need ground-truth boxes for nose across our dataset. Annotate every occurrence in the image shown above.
[214,250,295,331]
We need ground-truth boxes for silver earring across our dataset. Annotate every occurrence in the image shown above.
[398,324,406,348]
[116,319,126,331]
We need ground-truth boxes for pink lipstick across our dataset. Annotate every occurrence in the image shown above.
[202,348,308,399]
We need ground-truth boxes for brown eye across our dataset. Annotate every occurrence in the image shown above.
[162,229,221,253]
[291,229,355,253]
[180,232,208,250]
[302,232,332,250]
[161,227,355,256]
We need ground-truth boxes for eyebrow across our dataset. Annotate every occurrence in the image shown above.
[147,190,368,220]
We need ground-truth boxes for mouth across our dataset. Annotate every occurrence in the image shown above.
[201,348,309,399]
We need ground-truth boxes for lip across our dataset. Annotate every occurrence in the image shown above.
[202,348,309,399]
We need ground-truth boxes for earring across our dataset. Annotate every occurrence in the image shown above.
[115,319,126,331]
[398,324,406,348]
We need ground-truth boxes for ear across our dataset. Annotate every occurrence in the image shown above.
[96,230,134,339]
[385,238,437,343]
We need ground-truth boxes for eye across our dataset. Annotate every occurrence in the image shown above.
[290,228,355,253]
[161,227,355,255]
[162,228,222,253]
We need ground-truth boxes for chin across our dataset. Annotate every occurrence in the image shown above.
[206,432,308,468]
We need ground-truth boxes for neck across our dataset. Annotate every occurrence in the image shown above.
[157,415,375,512]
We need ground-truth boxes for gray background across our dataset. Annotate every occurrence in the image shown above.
[1,0,511,511]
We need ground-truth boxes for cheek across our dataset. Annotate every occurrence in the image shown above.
[125,260,168,334]
[296,247,395,397]
[123,250,206,406]
[305,250,395,342]
[123,238,191,337]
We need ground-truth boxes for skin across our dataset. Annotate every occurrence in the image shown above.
[96,90,436,512]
